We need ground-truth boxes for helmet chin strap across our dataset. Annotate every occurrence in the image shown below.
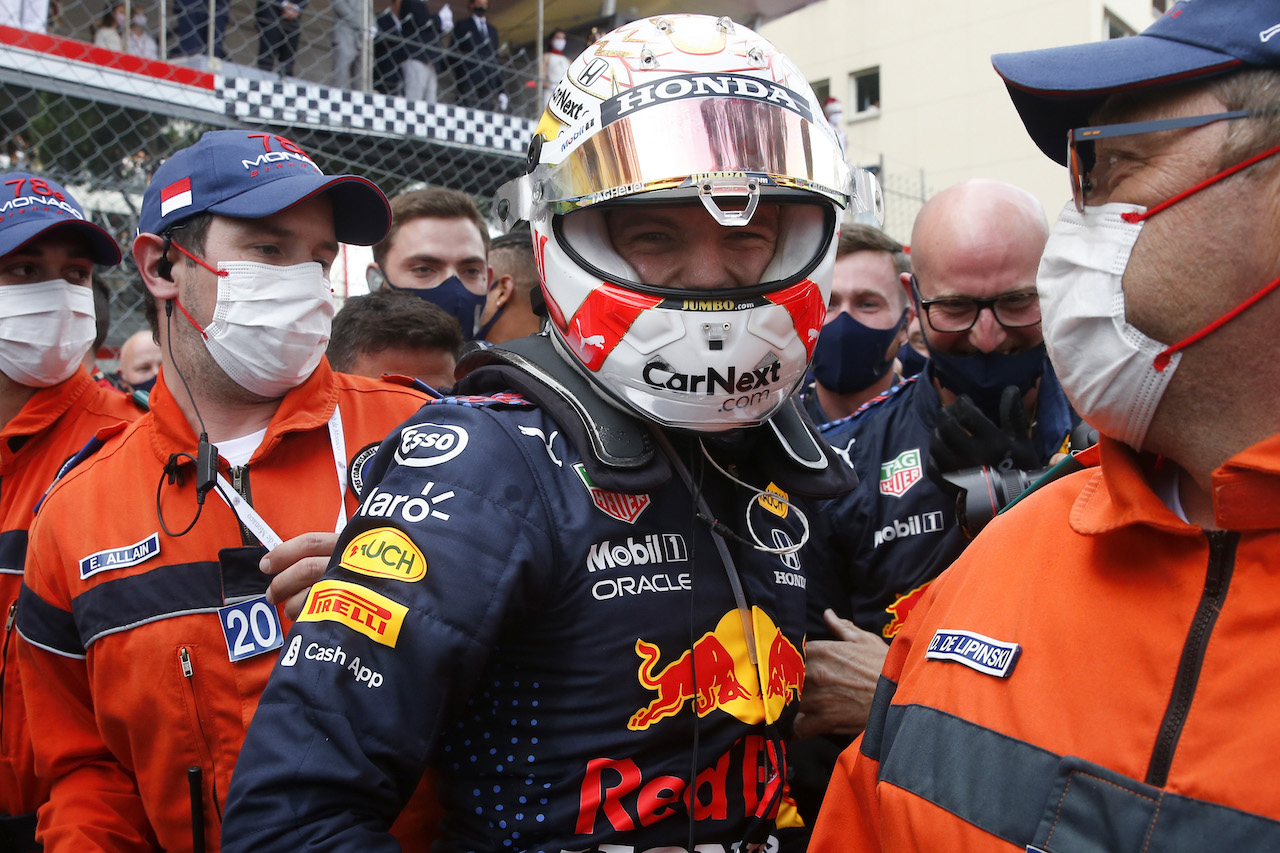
[697,176,760,226]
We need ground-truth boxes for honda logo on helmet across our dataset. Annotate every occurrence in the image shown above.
[599,73,814,126]
[578,57,609,86]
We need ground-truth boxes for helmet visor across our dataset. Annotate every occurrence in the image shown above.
[538,95,855,214]
[557,199,835,298]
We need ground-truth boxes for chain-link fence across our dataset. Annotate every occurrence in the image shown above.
[859,158,928,248]
[5,0,568,114]
[1,4,548,360]
[2,6,932,361]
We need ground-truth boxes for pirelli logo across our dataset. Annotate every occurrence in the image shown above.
[298,580,407,648]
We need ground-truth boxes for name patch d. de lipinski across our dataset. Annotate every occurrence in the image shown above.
[925,628,1021,678]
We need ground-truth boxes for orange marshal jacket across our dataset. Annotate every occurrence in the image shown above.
[16,361,433,852]
[812,434,1280,851]
[0,369,139,818]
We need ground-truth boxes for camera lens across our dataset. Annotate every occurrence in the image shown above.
[947,465,1050,538]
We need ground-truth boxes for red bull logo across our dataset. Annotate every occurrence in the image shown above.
[629,609,803,731]
[882,580,934,639]
[764,628,803,705]
[575,734,783,836]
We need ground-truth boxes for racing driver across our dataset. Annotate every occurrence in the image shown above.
[223,13,880,853]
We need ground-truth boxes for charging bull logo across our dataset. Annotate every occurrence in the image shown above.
[629,609,803,731]
[882,580,934,639]
[765,628,804,706]
[629,634,752,730]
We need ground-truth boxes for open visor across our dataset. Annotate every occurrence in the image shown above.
[495,94,883,228]
[557,199,836,298]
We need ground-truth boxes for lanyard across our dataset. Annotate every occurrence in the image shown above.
[214,405,348,549]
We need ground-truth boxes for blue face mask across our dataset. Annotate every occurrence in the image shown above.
[388,274,487,341]
[473,299,504,343]
[130,374,157,394]
[927,343,1047,421]
[810,310,907,394]
[897,342,928,378]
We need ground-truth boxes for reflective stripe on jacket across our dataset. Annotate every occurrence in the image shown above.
[812,434,1280,851]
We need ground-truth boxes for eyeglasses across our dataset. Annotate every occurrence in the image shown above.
[911,276,1040,333]
[1067,108,1280,212]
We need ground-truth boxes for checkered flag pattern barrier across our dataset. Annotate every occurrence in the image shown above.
[223,76,532,151]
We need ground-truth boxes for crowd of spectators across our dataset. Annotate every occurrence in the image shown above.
[5,0,573,117]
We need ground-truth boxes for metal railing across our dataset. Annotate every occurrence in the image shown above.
[27,0,560,118]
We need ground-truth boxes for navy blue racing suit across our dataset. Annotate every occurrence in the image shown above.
[222,343,855,853]
[811,361,1075,640]
[784,362,1074,828]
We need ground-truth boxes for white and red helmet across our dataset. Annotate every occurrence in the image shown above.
[494,14,882,432]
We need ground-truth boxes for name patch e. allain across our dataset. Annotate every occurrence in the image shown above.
[79,533,161,580]
[925,629,1021,678]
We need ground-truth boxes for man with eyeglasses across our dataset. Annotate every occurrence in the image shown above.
[805,179,1075,636]
[907,179,1077,480]
[790,180,1077,810]
[811,1,1280,849]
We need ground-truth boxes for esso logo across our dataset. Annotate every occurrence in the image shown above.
[393,423,470,468]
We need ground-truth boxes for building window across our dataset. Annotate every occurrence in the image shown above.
[811,78,831,106]
[849,67,880,114]
[1105,11,1135,39]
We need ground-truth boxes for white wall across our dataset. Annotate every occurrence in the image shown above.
[760,0,1158,242]
[332,243,376,306]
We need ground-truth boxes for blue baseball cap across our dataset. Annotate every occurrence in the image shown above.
[0,172,120,265]
[138,130,391,245]
[993,0,1280,164]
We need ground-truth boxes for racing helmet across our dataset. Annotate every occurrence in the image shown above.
[494,14,883,431]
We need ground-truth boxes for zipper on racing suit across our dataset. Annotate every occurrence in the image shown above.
[0,602,15,746]
[179,646,223,844]
[1146,530,1239,786]
[228,466,260,547]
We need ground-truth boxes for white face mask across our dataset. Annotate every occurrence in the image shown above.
[0,280,96,388]
[551,37,566,51]
[1036,202,1181,450]
[195,261,334,398]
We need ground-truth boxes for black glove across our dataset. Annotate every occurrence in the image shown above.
[930,385,1039,473]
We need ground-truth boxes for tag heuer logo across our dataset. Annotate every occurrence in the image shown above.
[879,448,923,498]
[574,463,650,524]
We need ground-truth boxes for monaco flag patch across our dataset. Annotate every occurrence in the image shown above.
[160,177,193,217]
